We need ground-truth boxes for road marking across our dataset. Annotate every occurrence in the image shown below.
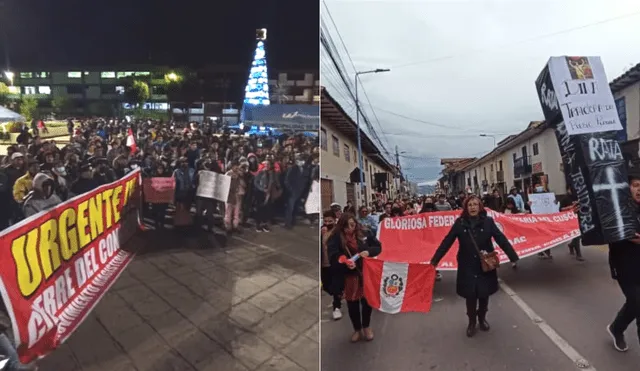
[499,279,597,370]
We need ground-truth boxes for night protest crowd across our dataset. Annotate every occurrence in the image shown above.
[0,118,320,234]
[0,117,319,370]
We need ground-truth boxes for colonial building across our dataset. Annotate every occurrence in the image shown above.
[460,121,566,197]
[611,62,640,142]
[320,87,396,210]
[268,71,320,105]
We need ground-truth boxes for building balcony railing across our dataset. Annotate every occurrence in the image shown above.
[514,156,532,178]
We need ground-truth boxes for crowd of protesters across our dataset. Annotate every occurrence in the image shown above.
[0,118,320,235]
[0,117,319,370]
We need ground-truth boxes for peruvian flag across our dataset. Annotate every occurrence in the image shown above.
[126,128,137,154]
[363,259,436,314]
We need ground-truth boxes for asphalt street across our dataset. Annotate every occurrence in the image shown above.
[321,243,639,371]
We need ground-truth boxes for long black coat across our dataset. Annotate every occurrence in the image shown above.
[609,204,640,285]
[326,230,382,296]
[430,212,519,299]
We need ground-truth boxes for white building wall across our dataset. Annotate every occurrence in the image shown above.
[321,118,394,208]
[614,82,640,141]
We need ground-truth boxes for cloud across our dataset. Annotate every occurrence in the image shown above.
[323,0,640,182]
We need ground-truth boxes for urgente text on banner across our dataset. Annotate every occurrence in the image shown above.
[0,170,142,363]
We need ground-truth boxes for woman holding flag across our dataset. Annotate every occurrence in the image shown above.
[327,214,382,343]
[430,195,519,338]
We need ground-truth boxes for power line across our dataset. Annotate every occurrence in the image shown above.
[372,106,512,134]
[322,0,393,160]
[393,9,640,69]
[383,132,513,138]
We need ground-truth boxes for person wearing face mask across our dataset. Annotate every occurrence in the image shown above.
[43,163,69,201]
[327,214,382,342]
[23,173,63,217]
[357,206,378,235]
[378,202,393,222]
[13,161,40,205]
[435,194,452,211]
[528,184,554,259]
[283,154,309,229]
[420,197,437,213]
[173,157,196,230]
[70,163,99,197]
[321,210,343,320]
[507,186,525,212]
[430,195,519,338]
[605,168,640,352]
[224,160,246,236]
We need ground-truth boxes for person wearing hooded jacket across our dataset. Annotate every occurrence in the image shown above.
[606,168,640,352]
[23,173,62,218]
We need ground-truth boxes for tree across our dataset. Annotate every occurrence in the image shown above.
[124,80,150,108]
[51,95,72,114]
[19,96,38,122]
[0,82,9,107]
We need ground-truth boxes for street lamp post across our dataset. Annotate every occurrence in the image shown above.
[355,68,390,207]
[480,134,497,192]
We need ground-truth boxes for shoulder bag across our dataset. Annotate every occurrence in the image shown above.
[467,230,500,272]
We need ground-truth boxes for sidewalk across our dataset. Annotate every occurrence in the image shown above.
[38,225,319,371]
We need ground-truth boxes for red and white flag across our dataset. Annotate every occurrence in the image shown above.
[363,259,436,314]
[126,128,137,153]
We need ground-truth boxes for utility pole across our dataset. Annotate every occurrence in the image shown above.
[355,68,390,208]
[395,145,400,198]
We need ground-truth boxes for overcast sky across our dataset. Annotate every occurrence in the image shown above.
[321,0,640,184]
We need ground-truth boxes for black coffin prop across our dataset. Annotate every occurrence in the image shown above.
[536,60,638,245]
[349,168,365,184]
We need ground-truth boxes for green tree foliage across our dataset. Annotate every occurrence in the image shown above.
[0,82,10,106]
[51,95,72,114]
[19,96,38,122]
[125,80,150,107]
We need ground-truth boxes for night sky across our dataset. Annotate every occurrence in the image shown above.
[0,0,319,71]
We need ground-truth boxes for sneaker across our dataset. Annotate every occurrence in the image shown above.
[255,227,263,233]
[607,324,629,352]
[332,308,342,320]
[262,226,271,232]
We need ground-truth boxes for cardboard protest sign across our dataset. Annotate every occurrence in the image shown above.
[196,171,231,202]
[143,177,175,204]
[529,192,560,214]
[536,56,638,244]
[305,180,320,215]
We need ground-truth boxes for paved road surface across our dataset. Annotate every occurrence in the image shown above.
[39,223,319,371]
[321,243,639,371]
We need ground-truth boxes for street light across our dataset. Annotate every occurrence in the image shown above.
[165,72,180,82]
[355,68,390,206]
[4,71,14,85]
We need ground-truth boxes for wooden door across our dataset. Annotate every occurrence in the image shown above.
[346,183,356,207]
[321,179,334,211]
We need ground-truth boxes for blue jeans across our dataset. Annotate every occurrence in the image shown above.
[0,333,33,370]
[285,196,299,228]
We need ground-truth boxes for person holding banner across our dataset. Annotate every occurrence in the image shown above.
[559,185,583,261]
[430,195,520,338]
[327,214,382,343]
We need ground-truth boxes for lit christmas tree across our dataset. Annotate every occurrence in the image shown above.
[243,28,270,107]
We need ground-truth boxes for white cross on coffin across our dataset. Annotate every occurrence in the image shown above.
[592,166,628,240]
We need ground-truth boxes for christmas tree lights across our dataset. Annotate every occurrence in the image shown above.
[243,40,270,106]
